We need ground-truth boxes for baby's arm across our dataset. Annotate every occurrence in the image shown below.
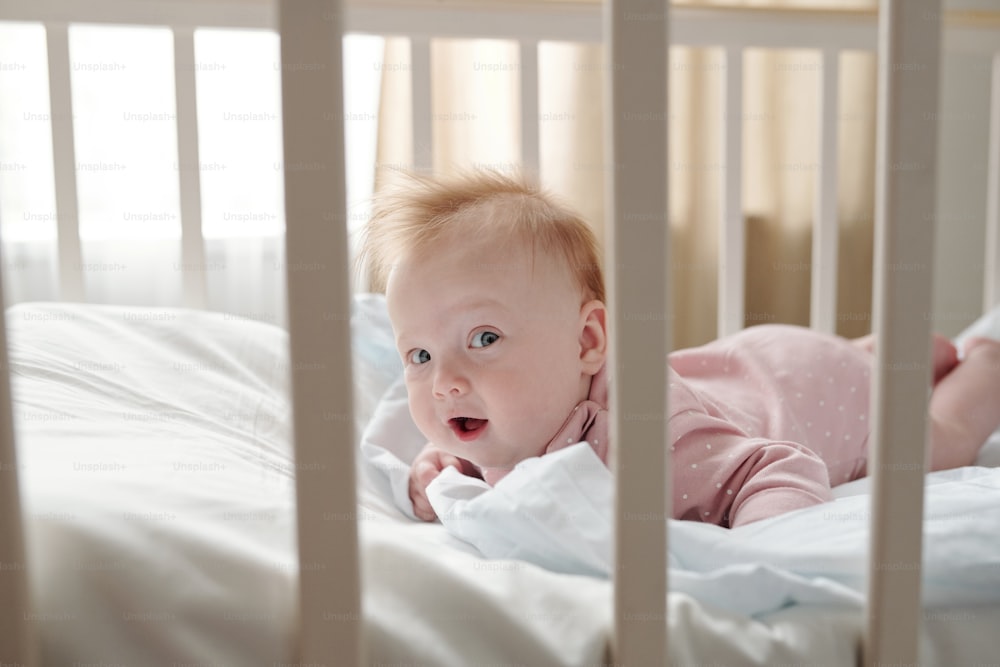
[409,443,481,521]
[670,406,833,527]
[722,442,833,526]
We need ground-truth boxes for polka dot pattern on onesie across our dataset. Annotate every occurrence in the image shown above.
[666,324,872,523]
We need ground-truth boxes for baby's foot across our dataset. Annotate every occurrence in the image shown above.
[962,336,1000,361]
[932,334,959,385]
[927,336,1000,470]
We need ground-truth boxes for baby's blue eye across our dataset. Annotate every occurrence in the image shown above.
[409,349,431,365]
[471,331,500,348]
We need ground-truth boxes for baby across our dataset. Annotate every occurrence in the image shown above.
[360,170,1000,528]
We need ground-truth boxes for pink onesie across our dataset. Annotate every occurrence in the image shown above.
[540,324,872,528]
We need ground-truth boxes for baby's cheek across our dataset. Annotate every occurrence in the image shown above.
[407,398,435,439]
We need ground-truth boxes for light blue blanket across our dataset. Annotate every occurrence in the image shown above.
[426,444,1000,616]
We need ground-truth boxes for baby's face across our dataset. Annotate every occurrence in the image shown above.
[386,236,597,480]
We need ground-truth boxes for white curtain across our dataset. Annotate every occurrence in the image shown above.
[0,24,383,328]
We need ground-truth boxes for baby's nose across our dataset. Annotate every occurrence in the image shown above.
[432,361,471,397]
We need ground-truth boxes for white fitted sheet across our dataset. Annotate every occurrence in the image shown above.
[8,297,1000,665]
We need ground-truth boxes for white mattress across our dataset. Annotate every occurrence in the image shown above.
[7,298,1000,665]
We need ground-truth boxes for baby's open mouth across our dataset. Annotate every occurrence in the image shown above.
[450,416,488,441]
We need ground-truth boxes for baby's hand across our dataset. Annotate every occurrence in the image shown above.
[408,443,474,522]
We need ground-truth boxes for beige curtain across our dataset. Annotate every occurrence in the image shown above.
[372,0,877,349]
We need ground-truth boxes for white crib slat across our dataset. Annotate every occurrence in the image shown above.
[344,3,880,50]
[278,0,362,664]
[810,48,840,333]
[606,1,669,664]
[985,51,1000,311]
[410,36,432,171]
[0,277,38,667]
[173,27,209,310]
[519,39,540,174]
[866,0,941,665]
[0,0,274,30]
[46,23,85,301]
[719,46,745,337]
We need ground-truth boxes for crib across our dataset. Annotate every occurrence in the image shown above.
[1,0,999,665]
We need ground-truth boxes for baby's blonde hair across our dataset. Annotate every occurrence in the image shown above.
[358,170,605,304]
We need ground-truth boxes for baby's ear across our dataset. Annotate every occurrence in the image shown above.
[578,299,608,373]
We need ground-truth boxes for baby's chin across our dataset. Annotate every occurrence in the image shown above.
[427,427,549,473]
[441,450,513,477]
[473,446,548,474]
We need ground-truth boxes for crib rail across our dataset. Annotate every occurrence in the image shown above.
[0,273,36,667]
[45,23,85,302]
[989,52,1000,311]
[0,1,994,665]
[867,1,940,663]
[605,2,669,662]
[278,2,362,664]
